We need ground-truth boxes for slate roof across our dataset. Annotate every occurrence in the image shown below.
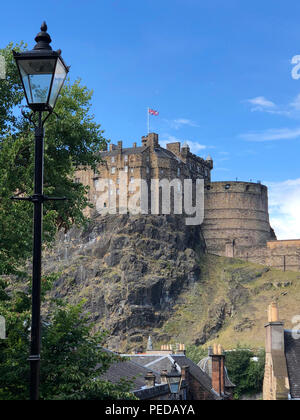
[124,354,174,373]
[172,355,217,397]
[284,330,300,399]
[101,359,159,390]
[100,356,188,400]
[154,147,182,162]
[124,353,220,400]
[100,146,146,157]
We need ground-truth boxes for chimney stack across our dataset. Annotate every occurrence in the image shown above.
[145,371,156,388]
[211,343,225,396]
[263,302,289,400]
[160,370,168,384]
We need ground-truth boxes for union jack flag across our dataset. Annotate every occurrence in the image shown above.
[149,108,159,116]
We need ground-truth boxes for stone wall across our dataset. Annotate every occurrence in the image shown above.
[202,181,275,256]
[75,133,212,217]
[234,241,300,272]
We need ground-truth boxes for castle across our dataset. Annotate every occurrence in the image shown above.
[75,133,300,272]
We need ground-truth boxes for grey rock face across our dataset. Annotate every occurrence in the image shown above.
[43,214,206,351]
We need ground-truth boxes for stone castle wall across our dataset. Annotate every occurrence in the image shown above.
[202,181,275,256]
[237,240,300,272]
[75,134,300,272]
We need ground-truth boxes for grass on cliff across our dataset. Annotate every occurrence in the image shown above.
[157,254,300,350]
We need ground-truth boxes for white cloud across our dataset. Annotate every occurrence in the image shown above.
[160,134,208,155]
[244,93,300,117]
[246,96,276,111]
[267,179,300,239]
[166,118,199,130]
[239,127,300,142]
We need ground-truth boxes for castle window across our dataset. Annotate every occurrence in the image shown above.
[225,184,231,190]
[146,167,150,174]
[75,178,80,183]
[117,178,120,184]
[130,177,134,183]
[205,169,208,177]
[124,155,128,162]
[111,167,116,174]
[177,168,181,177]
[131,168,134,173]
[104,203,107,208]
[116,188,120,195]
[124,166,128,173]
[111,156,115,163]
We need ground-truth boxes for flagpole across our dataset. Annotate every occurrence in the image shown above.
[147,107,150,134]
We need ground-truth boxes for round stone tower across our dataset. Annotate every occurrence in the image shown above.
[202,181,276,257]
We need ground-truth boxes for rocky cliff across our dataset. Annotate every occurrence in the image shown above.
[44,214,206,351]
[43,214,300,352]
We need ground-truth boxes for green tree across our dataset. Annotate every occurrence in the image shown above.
[225,347,265,399]
[0,280,135,400]
[185,345,207,364]
[0,44,134,400]
[0,43,106,275]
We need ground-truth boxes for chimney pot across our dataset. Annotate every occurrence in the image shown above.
[145,371,156,388]
[268,302,279,323]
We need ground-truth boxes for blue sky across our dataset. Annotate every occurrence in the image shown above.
[1,0,300,238]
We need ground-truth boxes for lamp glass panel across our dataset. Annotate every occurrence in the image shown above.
[18,58,56,105]
[169,382,180,394]
[49,58,67,108]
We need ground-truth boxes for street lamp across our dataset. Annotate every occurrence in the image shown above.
[166,363,183,398]
[12,22,69,401]
[13,22,68,113]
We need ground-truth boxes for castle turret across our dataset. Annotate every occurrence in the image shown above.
[202,181,275,257]
[206,154,213,169]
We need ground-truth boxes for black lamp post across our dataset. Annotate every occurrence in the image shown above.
[12,22,69,401]
[166,363,183,399]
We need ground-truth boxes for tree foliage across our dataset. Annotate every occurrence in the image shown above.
[185,345,207,364]
[225,347,265,399]
[0,280,135,400]
[0,43,107,275]
[0,43,134,400]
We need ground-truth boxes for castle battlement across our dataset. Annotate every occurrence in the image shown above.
[75,133,300,272]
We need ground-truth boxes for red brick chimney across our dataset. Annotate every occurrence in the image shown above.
[211,344,225,396]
